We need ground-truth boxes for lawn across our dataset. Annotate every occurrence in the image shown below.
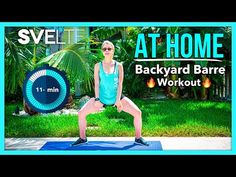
[5,99,231,137]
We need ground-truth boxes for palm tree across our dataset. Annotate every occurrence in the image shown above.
[5,27,46,95]
[37,39,103,94]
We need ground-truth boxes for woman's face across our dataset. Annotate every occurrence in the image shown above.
[102,44,114,57]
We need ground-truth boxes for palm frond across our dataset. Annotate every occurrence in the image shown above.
[37,43,98,92]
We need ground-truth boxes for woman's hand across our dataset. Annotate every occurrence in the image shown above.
[94,100,103,109]
[115,100,123,112]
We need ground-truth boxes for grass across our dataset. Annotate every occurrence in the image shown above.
[5,99,231,137]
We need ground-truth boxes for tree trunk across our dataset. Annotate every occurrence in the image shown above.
[23,99,38,116]
[201,75,208,100]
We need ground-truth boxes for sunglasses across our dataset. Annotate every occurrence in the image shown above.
[102,47,112,51]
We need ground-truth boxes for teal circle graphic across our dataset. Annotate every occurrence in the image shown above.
[23,65,70,113]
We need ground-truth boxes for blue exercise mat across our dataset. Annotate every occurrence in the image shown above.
[40,141,162,150]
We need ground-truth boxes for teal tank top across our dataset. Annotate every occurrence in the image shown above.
[99,61,119,105]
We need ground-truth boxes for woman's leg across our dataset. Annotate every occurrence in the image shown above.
[78,98,103,139]
[120,97,142,138]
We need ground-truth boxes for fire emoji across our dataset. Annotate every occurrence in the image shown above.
[202,77,211,88]
[147,77,156,88]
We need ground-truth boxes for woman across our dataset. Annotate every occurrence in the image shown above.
[71,40,149,146]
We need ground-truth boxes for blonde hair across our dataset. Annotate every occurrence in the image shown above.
[101,40,115,50]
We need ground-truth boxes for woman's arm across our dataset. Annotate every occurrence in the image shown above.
[116,62,124,102]
[94,63,100,98]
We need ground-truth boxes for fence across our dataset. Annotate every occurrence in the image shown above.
[211,66,231,100]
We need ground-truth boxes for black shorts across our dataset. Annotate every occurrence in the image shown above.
[101,94,125,108]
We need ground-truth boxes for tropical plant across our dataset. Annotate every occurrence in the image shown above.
[37,38,103,94]
[5,27,46,96]
[91,27,127,41]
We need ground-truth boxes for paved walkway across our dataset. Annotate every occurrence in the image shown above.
[5,137,231,150]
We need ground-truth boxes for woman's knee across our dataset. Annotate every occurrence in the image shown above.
[138,109,142,117]
[78,102,91,117]
[134,109,142,118]
[78,109,85,118]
